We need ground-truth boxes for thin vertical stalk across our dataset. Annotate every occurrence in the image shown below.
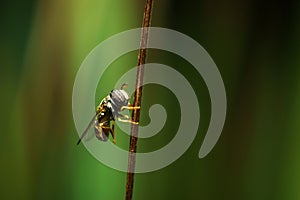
[125,0,154,199]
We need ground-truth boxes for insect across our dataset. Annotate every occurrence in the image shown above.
[77,84,140,145]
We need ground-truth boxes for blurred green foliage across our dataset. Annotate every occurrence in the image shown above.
[1,0,300,199]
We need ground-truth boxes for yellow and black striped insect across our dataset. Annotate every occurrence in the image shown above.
[77,84,140,145]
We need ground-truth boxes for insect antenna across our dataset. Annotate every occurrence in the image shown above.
[77,114,96,145]
[120,83,128,90]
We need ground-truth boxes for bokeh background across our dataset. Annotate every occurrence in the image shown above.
[1,0,300,199]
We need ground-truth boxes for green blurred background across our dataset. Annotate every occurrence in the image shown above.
[1,0,300,199]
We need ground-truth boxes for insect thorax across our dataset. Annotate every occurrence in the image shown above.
[97,89,129,119]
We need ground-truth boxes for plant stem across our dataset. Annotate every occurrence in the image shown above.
[125,0,153,199]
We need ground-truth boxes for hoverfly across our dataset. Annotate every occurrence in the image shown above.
[77,84,140,145]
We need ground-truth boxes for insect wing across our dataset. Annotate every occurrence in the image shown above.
[77,115,96,145]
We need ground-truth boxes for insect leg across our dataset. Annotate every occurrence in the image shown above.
[99,122,116,144]
[117,115,139,125]
[121,104,140,111]
[110,121,116,144]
